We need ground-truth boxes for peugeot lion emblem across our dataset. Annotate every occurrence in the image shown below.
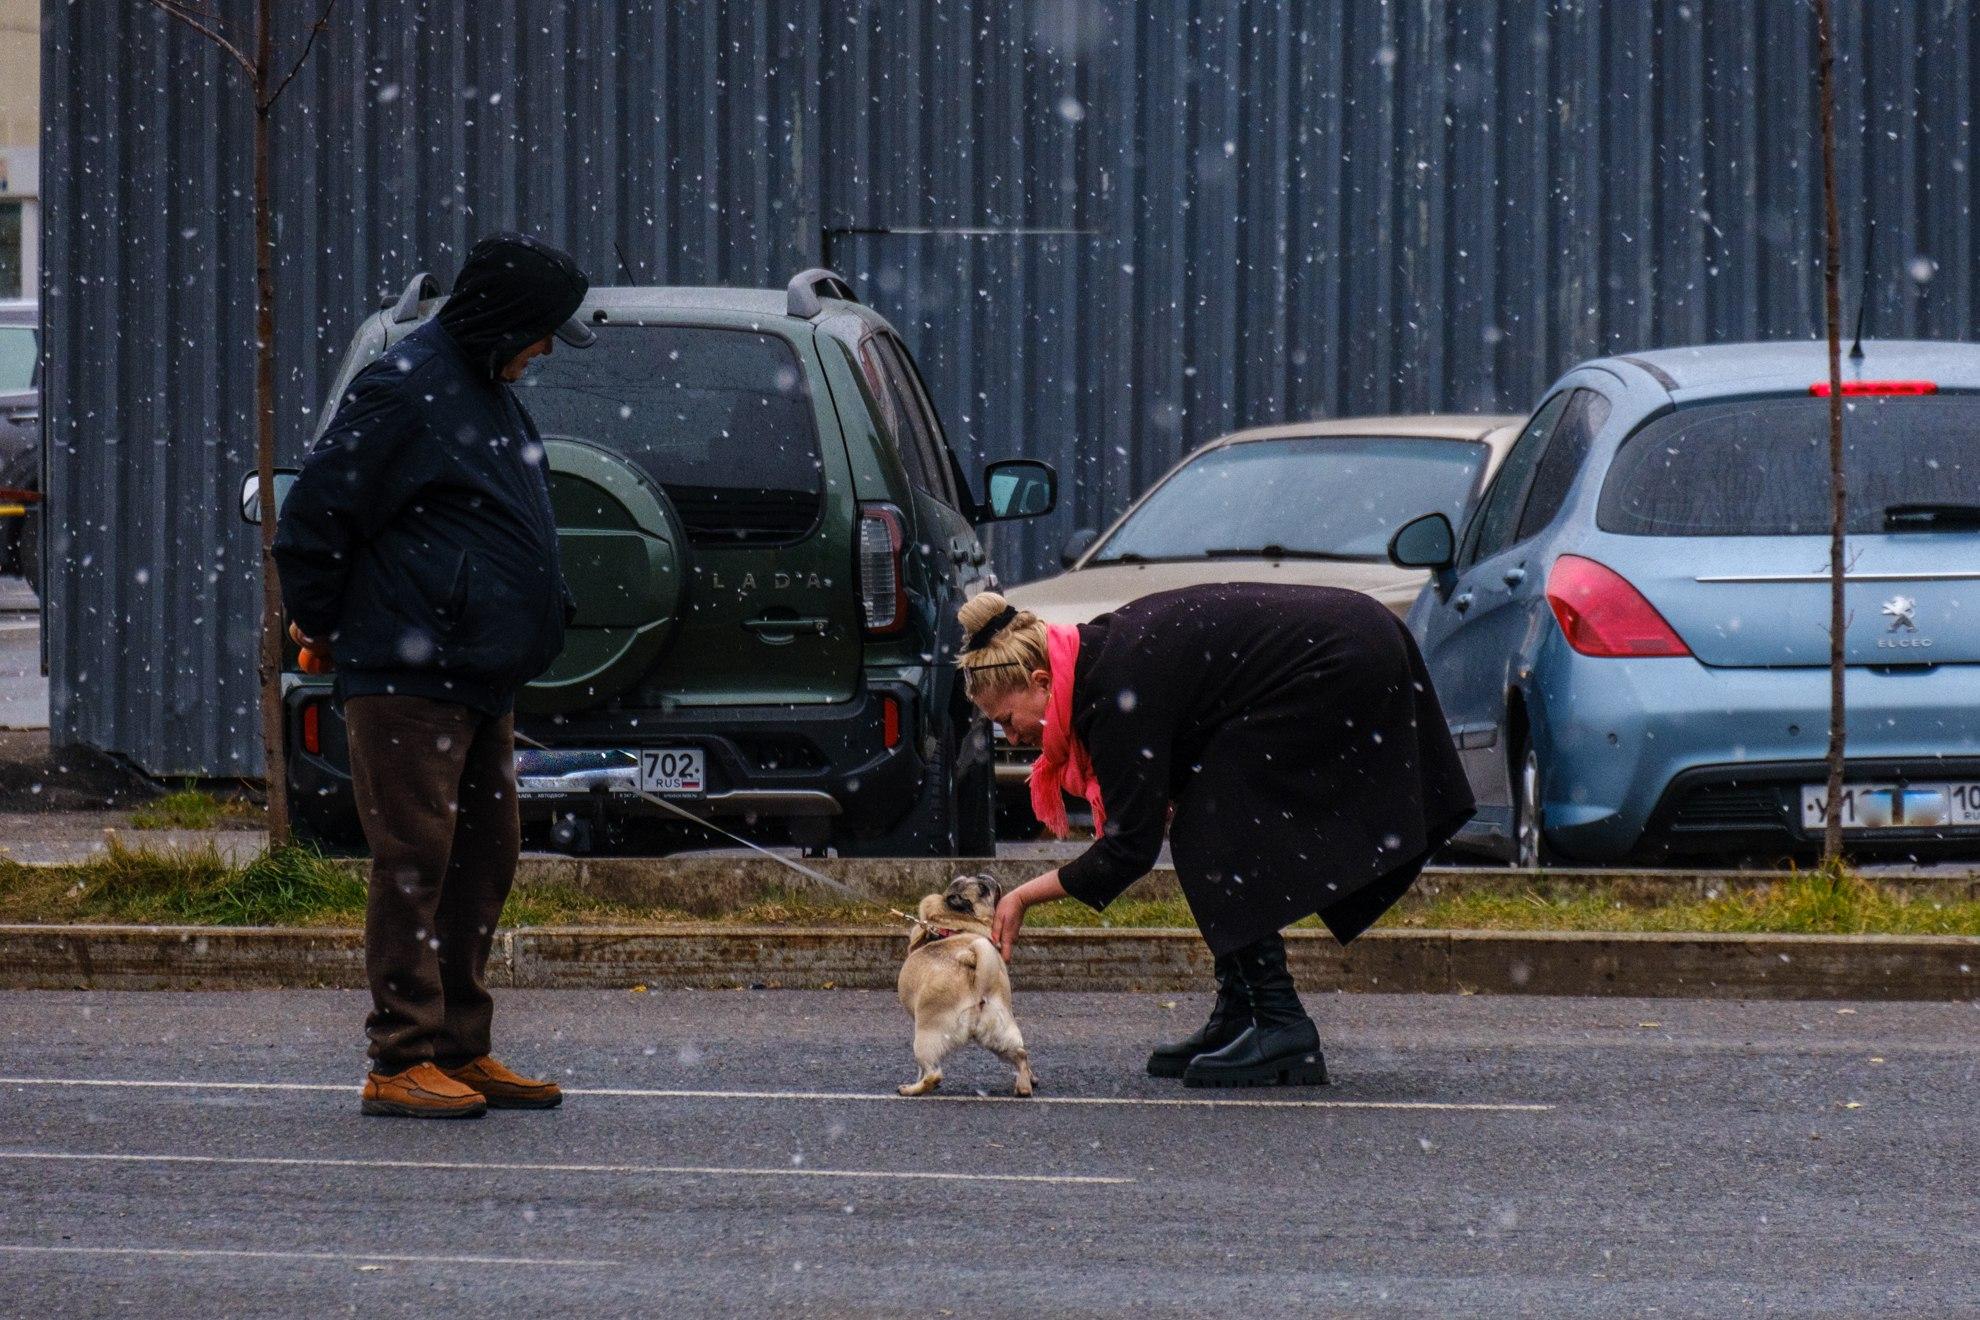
[1877,595,1930,650]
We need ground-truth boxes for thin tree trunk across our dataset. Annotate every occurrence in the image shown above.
[252,0,290,846]
[1815,0,1846,863]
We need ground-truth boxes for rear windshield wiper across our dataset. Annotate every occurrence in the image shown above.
[1884,503,1980,531]
[1203,545,1369,562]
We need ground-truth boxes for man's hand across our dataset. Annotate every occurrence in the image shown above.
[288,621,333,674]
[287,621,330,655]
[993,870,1068,962]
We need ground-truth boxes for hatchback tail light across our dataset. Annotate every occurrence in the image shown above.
[1808,380,1938,396]
[857,503,907,634]
[1545,555,1691,658]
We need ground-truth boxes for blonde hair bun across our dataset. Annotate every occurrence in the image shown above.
[955,591,1049,699]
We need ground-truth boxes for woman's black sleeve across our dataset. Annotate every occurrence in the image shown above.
[1055,705,1171,911]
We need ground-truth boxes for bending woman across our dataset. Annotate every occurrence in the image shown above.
[959,583,1474,1087]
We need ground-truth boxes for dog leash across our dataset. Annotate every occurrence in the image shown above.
[507,726,869,902]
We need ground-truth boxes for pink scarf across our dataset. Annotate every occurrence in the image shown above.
[1028,623,1107,839]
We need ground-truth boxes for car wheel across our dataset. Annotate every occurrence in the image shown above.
[291,804,368,857]
[835,726,960,858]
[1513,744,1553,869]
[956,720,997,859]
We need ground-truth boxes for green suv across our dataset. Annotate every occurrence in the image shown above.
[255,269,1055,856]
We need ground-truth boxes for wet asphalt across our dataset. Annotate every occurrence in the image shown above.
[0,988,1973,1317]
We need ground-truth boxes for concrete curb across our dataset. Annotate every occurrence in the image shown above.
[0,924,1972,1000]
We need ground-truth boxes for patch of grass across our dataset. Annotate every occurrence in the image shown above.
[0,839,367,926]
[1391,862,1979,936]
[129,785,260,831]
[0,849,1973,936]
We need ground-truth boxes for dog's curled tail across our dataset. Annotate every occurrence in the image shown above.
[966,934,1008,1004]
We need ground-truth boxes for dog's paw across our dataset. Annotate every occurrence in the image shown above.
[898,1074,942,1097]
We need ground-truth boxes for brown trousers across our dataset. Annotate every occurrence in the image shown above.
[344,694,520,1071]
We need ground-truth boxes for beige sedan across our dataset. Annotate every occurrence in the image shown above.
[996,413,1520,796]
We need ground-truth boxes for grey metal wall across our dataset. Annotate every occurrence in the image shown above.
[43,0,1980,775]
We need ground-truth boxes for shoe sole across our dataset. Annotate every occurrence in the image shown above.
[1182,1056,1329,1089]
[361,1098,488,1119]
[478,1093,563,1110]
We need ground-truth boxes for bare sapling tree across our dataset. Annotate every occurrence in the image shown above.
[143,0,338,845]
[1813,0,1847,864]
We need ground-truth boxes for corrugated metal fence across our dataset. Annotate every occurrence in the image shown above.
[43,0,1980,775]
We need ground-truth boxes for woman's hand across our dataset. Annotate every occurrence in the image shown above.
[993,870,1067,961]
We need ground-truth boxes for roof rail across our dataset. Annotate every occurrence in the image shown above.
[389,272,442,324]
[786,268,859,318]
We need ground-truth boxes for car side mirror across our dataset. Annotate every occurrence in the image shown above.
[240,469,299,525]
[1388,512,1456,571]
[1060,526,1098,568]
[980,458,1057,522]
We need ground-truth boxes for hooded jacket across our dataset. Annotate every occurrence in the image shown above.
[273,234,591,716]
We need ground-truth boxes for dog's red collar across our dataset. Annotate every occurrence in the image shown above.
[920,926,966,942]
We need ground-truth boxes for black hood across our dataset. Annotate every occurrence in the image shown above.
[437,233,592,379]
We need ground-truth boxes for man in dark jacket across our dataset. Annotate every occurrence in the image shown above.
[274,232,592,1119]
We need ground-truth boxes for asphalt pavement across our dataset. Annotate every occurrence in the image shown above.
[0,989,1972,1317]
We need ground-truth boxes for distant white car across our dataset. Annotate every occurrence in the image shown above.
[997,413,1520,801]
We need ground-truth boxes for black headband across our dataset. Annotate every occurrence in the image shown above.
[964,605,1020,653]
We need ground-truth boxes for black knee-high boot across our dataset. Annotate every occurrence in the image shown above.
[1181,933,1328,1087]
[1146,951,1252,1078]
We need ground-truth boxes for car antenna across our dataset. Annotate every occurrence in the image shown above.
[1848,214,1873,361]
[613,239,643,286]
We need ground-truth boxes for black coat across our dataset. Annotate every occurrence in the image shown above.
[273,319,575,716]
[1055,583,1475,955]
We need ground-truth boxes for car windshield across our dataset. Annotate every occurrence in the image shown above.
[1598,396,1980,536]
[0,326,35,391]
[1090,436,1489,563]
[515,325,822,543]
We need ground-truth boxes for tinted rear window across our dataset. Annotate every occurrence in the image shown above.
[1599,396,1980,536]
[515,326,821,543]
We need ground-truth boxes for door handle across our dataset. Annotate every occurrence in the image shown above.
[742,616,828,640]
[1502,567,1526,587]
[1453,592,1473,614]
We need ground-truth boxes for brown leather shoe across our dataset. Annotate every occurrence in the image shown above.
[361,1061,488,1119]
[442,1055,563,1109]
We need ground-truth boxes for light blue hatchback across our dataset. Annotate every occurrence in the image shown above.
[1388,340,1980,865]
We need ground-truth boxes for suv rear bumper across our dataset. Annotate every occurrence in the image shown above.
[285,680,926,848]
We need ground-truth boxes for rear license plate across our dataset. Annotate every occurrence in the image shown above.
[639,748,705,794]
[1800,782,1980,831]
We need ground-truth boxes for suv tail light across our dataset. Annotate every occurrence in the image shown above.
[857,503,907,634]
[1545,555,1691,658]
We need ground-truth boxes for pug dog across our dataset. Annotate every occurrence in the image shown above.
[895,875,1035,1097]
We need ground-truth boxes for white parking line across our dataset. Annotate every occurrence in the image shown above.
[0,1243,614,1269]
[0,1150,1132,1187]
[0,1076,1553,1112]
